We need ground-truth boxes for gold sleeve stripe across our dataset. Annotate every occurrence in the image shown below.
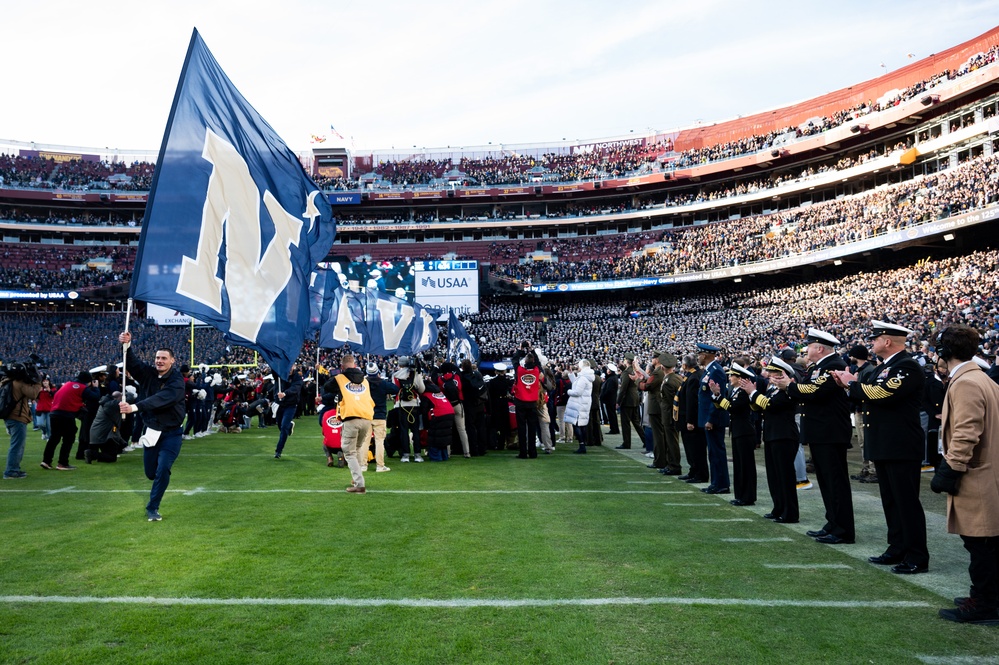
[861,384,893,400]
[754,395,771,409]
[718,398,731,410]
[796,384,819,394]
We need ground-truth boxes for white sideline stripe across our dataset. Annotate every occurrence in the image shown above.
[764,564,853,570]
[0,594,933,609]
[917,657,999,665]
[690,518,753,522]
[722,537,795,543]
[0,488,687,495]
[608,472,647,475]
[663,502,724,507]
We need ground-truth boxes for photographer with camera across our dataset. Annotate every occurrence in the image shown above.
[3,360,43,479]
[392,355,426,463]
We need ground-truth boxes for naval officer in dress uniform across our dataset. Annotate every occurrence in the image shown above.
[834,320,928,573]
[777,328,855,544]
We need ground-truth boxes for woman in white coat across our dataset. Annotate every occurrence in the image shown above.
[565,360,595,454]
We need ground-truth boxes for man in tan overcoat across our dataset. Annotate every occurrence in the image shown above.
[931,324,999,625]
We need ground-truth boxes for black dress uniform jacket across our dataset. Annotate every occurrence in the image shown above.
[786,354,852,446]
[848,351,925,460]
[750,384,799,441]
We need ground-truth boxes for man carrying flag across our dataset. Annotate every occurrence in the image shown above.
[129,29,336,382]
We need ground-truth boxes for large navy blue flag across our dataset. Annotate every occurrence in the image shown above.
[312,270,439,356]
[130,29,335,376]
[447,308,479,363]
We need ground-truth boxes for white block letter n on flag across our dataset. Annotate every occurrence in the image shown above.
[130,29,335,377]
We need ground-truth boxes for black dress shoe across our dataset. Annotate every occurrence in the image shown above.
[772,516,798,523]
[805,529,828,538]
[677,474,692,481]
[615,445,631,450]
[647,464,663,469]
[815,534,854,545]
[868,552,904,565]
[891,562,928,575]
[663,468,682,476]
[711,487,731,494]
[700,486,717,493]
[763,512,776,519]
[730,499,749,506]
[685,477,709,484]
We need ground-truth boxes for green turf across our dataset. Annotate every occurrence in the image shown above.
[1,419,997,664]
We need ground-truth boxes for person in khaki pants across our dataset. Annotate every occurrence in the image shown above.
[323,355,375,493]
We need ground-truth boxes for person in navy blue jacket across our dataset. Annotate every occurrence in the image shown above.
[118,331,186,522]
[696,343,730,494]
[273,365,303,459]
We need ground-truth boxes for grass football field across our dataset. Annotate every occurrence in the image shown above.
[2,418,998,664]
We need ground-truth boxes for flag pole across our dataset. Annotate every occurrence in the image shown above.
[121,297,133,406]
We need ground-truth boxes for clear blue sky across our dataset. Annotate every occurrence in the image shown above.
[2,0,997,152]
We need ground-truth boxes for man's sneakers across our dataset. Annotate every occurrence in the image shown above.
[345,485,366,494]
[376,465,391,472]
[56,464,76,471]
[146,509,163,522]
[414,455,424,463]
[274,453,281,459]
[939,598,999,625]
[796,480,813,491]
[3,471,27,479]
[921,464,935,473]
[39,462,53,470]
[400,455,410,463]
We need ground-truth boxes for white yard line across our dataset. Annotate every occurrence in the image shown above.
[763,563,853,570]
[0,594,933,609]
[0,488,692,495]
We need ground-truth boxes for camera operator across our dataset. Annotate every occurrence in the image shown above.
[392,355,426,463]
[3,361,42,479]
[41,371,98,471]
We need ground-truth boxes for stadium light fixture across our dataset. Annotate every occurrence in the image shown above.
[834,260,843,266]
[943,233,955,241]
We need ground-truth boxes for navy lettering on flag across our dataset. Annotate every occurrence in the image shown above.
[129,29,335,377]
[310,269,439,357]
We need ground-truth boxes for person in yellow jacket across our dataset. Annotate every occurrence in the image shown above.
[322,354,375,494]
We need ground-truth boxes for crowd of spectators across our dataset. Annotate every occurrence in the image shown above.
[0,206,143,227]
[0,243,134,291]
[0,155,155,191]
[491,152,999,283]
[331,42,999,192]
[4,42,997,203]
[0,267,130,292]
[467,248,999,374]
[4,245,996,391]
[0,314,224,384]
